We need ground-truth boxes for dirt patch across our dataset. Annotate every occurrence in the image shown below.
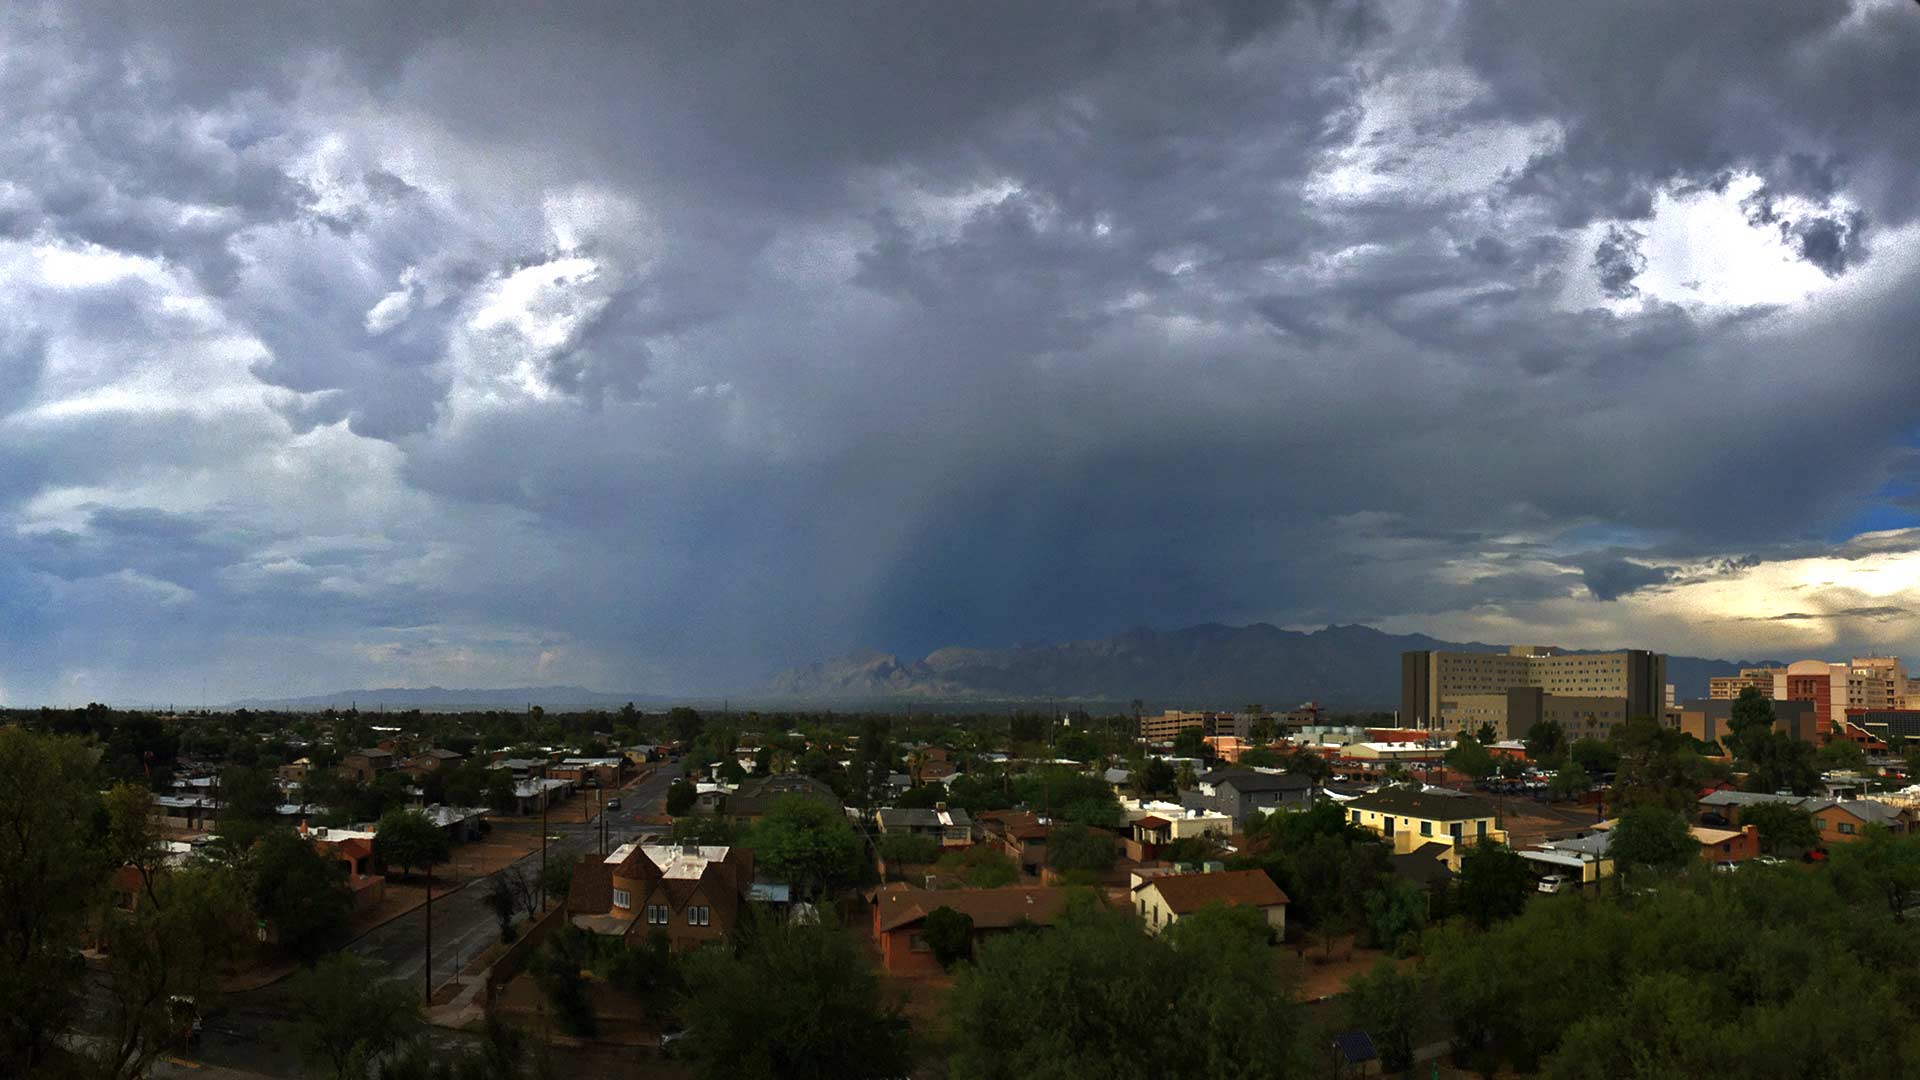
[1288,933,1406,1000]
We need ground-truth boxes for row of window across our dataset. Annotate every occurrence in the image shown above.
[612,889,713,927]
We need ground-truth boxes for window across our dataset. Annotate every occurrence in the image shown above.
[1839,821,1856,835]
[647,904,668,925]
[909,931,929,952]
[688,905,710,926]
[1350,809,1361,824]
[1477,820,1487,839]
[612,888,631,910]
[1816,819,1828,832]
[1420,820,1432,837]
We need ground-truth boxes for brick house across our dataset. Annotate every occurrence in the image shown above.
[1691,824,1762,863]
[722,773,843,824]
[976,810,1050,874]
[338,748,396,783]
[868,883,1073,974]
[400,748,464,780]
[568,843,756,951]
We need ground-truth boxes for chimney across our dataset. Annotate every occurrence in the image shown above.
[935,801,948,812]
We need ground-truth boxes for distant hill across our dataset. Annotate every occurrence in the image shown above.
[226,685,660,711]
[765,623,1770,710]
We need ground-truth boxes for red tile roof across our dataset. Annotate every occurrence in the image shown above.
[873,883,1077,933]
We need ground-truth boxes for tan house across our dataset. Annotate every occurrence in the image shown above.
[568,843,756,951]
[1132,868,1289,937]
[1346,789,1507,869]
[400,748,464,779]
[1809,798,1912,842]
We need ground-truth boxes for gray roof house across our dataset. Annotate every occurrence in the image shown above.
[1180,770,1316,825]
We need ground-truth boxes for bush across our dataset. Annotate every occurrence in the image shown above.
[876,831,940,868]
[922,906,975,968]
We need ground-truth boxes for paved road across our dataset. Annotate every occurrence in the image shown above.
[182,762,683,1076]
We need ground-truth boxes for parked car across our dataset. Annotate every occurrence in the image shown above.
[659,1029,689,1058]
[1753,855,1785,867]
[1537,874,1569,894]
[606,797,621,811]
[1713,860,1739,874]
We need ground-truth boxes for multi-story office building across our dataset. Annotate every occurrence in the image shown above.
[1709,667,1784,700]
[1400,645,1666,740]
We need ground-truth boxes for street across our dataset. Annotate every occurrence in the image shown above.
[165,762,684,1077]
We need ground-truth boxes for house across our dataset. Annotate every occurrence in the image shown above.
[1696,790,1812,825]
[1345,789,1506,869]
[976,810,1050,874]
[1808,799,1911,842]
[874,806,974,848]
[150,793,215,834]
[307,830,387,910]
[551,757,626,788]
[868,883,1073,974]
[400,748,464,779]
[1519,831,1616,888]
[1122,806,1232,861]
[568,842,757,951]
[1180,769,1315,825]
[723,774,843,824]
[1690,824,1762,863]
[1132,868,1289,937]
[489,758,549,781]
[277,758,312,783]
[339,748,396,783]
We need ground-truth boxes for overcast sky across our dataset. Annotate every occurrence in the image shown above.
[3,1,1919,704]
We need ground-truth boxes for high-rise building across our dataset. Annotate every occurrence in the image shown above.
[1709,667,1784,700]
[1400,645,1667,740]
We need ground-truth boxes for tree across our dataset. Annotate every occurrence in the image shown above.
[0,727,104,1073]
[104,780,169,909]
[531,927,598,1036]
[1129,758,1177,800]
[1610,717,1711,812]
[373,810,452,879]
[949,899,1306,1079]
[737,794,866,898]
[1456,843,1529,928]
[289,954,423,1079]
[676,918,911,1080]
[669,706,705,745]
[484,875,519,944]
[922,905,975,968]
[672,813,737,846]
[1820,738,1867,771]
[1523,719,1567,766]
[1445,735,1496,781]
[1547,760,1593,802]
[1569,737,1619,777]
[1737,801,1819,856]
[248,828,353,965]
[96,864,252,1079]
[1607,806,1696,885]
[1474,721,1499,745]
[1172,726,1208,759]
[483,767,518,816]
[1362,877,1428,954]
[1743,730,1821,797]
[1045,824,1117,878]
[1829,826,1920,921]
[220,764,283,826]
[936,845,1019,888]
[1345,960,1423,1073]
[1236,746,1284,768]
[665,779,698,816]
[876,831,940,867]
[1726,686,1776,759]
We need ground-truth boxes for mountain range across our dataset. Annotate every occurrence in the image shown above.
[226,624,1773,713]
[762,623,1772,709]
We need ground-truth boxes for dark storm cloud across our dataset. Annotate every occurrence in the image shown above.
[3,1,1920,703]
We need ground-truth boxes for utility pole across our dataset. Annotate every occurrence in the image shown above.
[596,785,604,856]
[539,791,548,911]
[423,863,433,1003]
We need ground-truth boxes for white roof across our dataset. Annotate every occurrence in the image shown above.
[642,843,730,879]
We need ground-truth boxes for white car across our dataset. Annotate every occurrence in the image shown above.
[1537,874,1569,894]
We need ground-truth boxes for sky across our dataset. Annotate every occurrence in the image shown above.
[3,1,1920,705]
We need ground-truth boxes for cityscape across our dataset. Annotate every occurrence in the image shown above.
[5,2,1920,1079]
